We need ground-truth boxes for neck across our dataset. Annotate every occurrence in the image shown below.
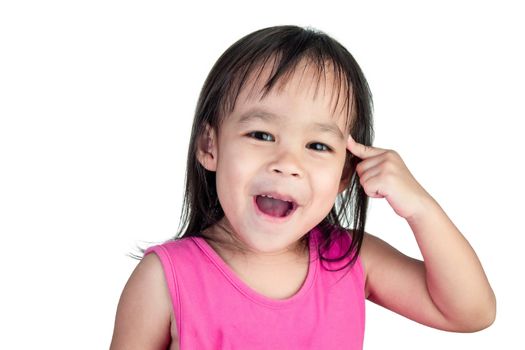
[201,219,309,266]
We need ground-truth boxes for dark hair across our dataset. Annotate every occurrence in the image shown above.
[131,25,374,271]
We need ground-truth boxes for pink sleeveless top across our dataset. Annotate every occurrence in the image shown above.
[144,225,366,349]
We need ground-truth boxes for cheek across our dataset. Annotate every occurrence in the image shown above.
[312,163,343,197]
[217,145,256,179]
[215,146,257,203]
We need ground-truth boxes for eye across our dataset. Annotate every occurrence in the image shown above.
[308,142,332,152]
[247,131,274,142]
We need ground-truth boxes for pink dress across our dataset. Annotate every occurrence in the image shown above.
[144,225,366,349]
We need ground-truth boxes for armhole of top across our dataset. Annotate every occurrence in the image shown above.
[349,230,366,287]
[144,245,181,339]
[354,252,366,287]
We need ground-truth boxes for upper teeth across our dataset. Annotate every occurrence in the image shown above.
[260,194,292,203]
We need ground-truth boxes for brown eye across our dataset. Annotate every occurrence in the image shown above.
[308,142,332,152]
[248,131,274,142]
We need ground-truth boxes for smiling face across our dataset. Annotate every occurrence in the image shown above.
[197,58,353,259]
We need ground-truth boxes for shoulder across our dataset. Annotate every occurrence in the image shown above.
[110,253,173,349]
[358,231,431,316]
[359,230,385,272]
[358,231,413,299]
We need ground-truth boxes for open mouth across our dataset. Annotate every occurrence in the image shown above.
[254,194,297,218]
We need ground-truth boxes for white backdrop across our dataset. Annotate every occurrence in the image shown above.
[1,1,523,349]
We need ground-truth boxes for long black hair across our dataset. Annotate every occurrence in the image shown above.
[131,25,374,271]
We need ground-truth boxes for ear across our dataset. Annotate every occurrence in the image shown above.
[337,176,350,194]
[196,123,218,172]
[337,151,353,194]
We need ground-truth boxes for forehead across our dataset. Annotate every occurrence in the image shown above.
[229,57,353,132]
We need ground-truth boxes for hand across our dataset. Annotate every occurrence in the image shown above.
[347,134,434,221]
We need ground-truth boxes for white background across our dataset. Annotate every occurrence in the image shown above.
[1,0,523,349]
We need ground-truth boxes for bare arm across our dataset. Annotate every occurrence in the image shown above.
[361,195,496,332]
[110,253,172,349]
[406,195,496,330]
[346,134,496,332]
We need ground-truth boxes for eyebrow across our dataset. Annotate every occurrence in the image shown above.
[237,108,345,141]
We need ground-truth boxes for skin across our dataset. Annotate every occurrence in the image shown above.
[109,59,496,350]
[197,59,351,266]
[348,135,497,331]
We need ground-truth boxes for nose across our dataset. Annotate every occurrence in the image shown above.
[269,148,303,178]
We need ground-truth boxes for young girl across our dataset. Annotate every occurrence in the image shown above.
[110,25,496,349]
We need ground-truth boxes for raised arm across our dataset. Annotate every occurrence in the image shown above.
[406,196,495,330]
[360,203,496,332]
[110,253,173,349]
[347,134,496,332]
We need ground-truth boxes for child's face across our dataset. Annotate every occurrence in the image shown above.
[198,60,351,257]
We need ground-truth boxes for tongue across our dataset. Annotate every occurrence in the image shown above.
[256,196,291,217]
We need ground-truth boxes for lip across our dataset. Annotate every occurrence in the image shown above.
[252,195,298,223]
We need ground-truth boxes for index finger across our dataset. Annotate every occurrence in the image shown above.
[347,134,386,159]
